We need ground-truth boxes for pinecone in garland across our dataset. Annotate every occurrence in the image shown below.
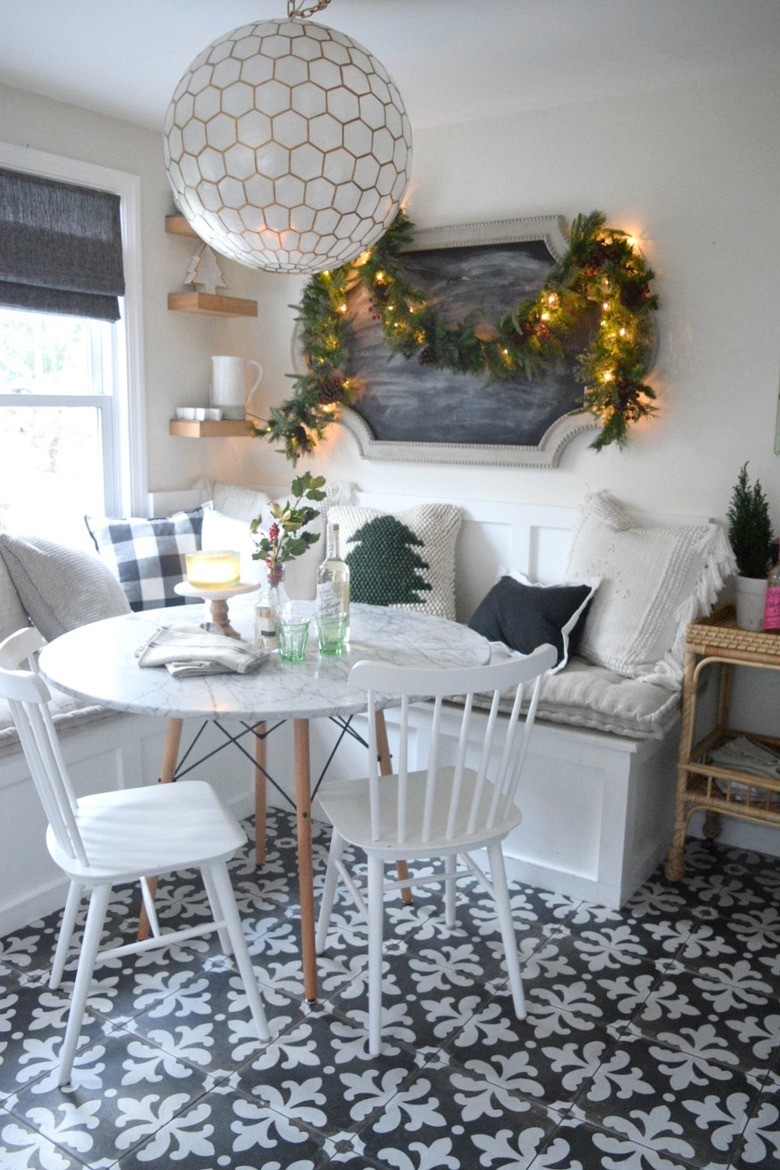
[418,344,439,367]
[619,279,651,309]
[291,425,312,452]
[317,376,344,406]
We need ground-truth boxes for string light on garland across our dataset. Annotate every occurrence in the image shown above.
[254,209,659,461]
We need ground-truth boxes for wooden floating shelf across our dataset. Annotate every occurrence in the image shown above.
[169,419,256,438]
[165,214,199,238]
[167,291,258,317]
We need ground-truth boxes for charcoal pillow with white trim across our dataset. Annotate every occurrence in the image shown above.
[468,574,596,670]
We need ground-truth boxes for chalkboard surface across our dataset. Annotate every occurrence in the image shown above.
[342,238,588,446]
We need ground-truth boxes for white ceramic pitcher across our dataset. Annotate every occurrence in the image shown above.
[210,355,263,419]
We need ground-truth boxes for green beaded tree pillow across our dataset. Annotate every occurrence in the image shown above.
[327,503,463,619]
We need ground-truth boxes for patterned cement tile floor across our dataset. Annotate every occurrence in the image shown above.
[0,806,779,1170]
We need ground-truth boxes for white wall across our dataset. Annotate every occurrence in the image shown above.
[1,66,779,532]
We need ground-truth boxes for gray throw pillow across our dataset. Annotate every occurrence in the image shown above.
[0,552,31,643]
[0,534,130,642]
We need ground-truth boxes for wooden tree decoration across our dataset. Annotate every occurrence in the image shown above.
[184,245,227,296]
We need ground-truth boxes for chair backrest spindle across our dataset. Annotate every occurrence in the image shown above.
[350,643,556,851]
[0,628,89,866]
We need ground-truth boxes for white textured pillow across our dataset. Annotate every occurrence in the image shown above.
[565,491,736,688]
[329,502,462,619]
[211,483,270,524]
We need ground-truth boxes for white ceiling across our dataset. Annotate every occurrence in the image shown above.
[2,0,780,133]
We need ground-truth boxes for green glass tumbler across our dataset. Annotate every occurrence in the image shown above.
[316,614,347,655]
[274,617,310,662]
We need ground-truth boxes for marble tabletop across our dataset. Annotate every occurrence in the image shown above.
[39,596,491,723]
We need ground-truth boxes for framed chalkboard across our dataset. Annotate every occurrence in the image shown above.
[294,216,600,467]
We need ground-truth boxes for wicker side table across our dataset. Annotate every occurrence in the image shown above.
[665,605,780,880]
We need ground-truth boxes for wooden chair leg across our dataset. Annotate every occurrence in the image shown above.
[254,721,267,864]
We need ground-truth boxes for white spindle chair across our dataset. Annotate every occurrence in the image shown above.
[0,626,270,1086]
[315,642,556,1056]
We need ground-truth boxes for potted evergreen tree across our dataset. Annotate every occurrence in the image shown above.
[727,463,773,630]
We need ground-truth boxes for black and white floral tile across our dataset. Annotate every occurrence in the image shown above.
[1,808,779,1169]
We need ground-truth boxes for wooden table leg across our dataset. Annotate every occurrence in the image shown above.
[375,709,412,903]
[254,722,267,865]
[138,717,183,939]
[294,719,318,1002]
[665,647,697,881]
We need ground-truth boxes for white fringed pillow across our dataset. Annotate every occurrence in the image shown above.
[328,503,462,619]
[565,491,736,689]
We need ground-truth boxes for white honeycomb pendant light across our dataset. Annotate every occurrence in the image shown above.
[163,10,412,275]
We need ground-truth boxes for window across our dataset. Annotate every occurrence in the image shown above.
[0,142,145,545]
[0,309,116,543]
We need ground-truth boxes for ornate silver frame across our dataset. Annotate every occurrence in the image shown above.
[292,215,599,468]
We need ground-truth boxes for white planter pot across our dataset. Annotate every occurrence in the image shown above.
[735,575,768,631]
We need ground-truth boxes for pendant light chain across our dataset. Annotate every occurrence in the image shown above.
[287,0,332,17]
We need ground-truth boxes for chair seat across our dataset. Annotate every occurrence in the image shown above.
[319,769,523,859]
[47,780,246,883]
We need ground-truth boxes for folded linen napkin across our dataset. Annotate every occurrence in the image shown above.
[136,624,268,677]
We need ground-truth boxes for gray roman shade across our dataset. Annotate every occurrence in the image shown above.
[0,167,125,322]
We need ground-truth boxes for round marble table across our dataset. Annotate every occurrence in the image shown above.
[39,597,490,999]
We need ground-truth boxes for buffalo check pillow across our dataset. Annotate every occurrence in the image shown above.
[85,509,204,611]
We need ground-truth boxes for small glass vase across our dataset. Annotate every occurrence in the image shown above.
[255,571,291,649]
[269,574,291,622]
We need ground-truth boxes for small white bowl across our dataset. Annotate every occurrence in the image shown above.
[205,408,223,421]
[193,408,208,420]
[176,407,196,420]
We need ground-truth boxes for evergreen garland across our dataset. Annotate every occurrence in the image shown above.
[254,209,659,463]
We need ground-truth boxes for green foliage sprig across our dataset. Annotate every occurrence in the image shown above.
[727,462,773,578]
[254,209,659,462]
[249,471,326,586]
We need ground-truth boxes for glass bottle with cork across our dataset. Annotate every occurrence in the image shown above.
[316,522,350,654]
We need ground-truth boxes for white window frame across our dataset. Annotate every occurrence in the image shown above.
[0,140,147,515]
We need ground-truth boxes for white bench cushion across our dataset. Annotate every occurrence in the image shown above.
[484,642,679,739]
